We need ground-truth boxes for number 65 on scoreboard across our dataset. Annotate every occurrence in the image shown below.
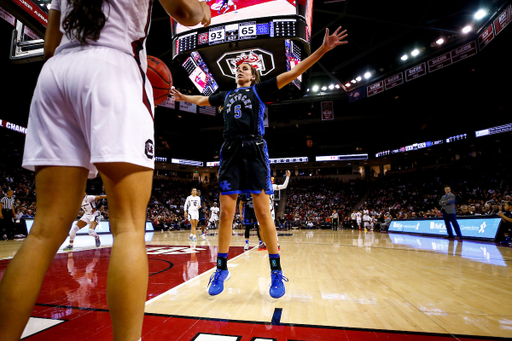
[239,22,256,40]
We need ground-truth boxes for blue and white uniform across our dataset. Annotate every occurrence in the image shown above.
[208,78,279,195]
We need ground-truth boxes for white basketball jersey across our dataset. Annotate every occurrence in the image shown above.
[210,207,219,217]
[81,195,97,215]
[52,0,153,70]
[185,195,201,212]
[269,194,275,220]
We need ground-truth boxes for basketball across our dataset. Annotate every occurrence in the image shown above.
[147,55,173,105]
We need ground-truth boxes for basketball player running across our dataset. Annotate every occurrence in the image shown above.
[171,27,348,299]
[63,193,107,250]
[185,188,201,241]
[0,1,209,340]
[218,0,237,14]
[209,202,220,229]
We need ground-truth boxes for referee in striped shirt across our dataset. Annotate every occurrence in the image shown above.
[0,189,16,240]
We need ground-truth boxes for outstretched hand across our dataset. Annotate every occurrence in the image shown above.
[170,86,184,101]
[322,27,348,52]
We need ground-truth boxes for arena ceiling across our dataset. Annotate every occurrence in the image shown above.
[1,0,511,165]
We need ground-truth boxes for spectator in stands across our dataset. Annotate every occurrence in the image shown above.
[483,204,493,215]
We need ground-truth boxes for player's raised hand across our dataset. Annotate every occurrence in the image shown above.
[286,170,291,177]
[322,27,348,52]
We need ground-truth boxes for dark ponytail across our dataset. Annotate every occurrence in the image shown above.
[63,0,109,44]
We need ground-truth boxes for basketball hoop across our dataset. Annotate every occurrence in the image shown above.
[10,20,44,63]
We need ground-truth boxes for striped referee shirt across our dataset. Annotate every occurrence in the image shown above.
[1,196,15,210]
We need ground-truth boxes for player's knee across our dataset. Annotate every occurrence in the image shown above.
[220,209,234,220]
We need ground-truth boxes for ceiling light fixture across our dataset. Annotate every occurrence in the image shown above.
[462,25,472,34]
[474,9,487,20]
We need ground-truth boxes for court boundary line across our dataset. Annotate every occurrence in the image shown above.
[31,302,511,340]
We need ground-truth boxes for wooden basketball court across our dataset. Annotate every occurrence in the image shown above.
[1,228,511,340]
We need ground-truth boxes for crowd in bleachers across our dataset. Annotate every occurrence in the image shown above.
[2,156,511,237]
[282,177,366,229]
[0,165,37,220]
[362,159,511,221]
[279,158,511,230]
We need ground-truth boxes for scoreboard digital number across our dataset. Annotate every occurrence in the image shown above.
[239,21,256,40]
[209,27,225,45]
[172,16,308,57]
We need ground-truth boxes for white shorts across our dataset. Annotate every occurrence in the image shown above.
[188,211,199,221]
[80,211,102,225]
[209,215,219,222]
[23,46,155,178]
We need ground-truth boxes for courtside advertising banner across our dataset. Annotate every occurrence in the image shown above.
[389,217,501,240]
[179,101,197,113]
[158,97,175,109]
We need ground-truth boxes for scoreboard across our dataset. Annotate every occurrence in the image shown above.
[170,0,313,100]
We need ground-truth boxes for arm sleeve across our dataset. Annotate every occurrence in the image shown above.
[274,176,290,190]
[87,195,96,203]
[254,77,279,102]
[184,198,189,211]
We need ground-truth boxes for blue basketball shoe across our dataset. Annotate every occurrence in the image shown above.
[269,270,289,299]
[207,269,231,296]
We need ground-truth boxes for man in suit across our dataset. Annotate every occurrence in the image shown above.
[439,186,463,239]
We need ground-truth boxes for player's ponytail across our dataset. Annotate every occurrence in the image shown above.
[63,0,109,44]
